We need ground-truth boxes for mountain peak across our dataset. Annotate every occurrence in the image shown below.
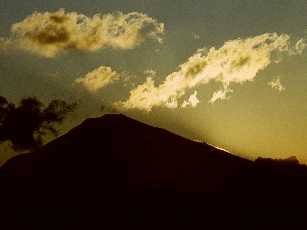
[97,113,130,120]
[1,114,307,229]
[79,113,145,129]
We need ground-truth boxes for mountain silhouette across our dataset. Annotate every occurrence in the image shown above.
[1,114,307,229]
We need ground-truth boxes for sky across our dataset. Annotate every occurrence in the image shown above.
[1,0,307,164]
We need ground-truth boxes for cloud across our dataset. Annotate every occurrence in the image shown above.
[144,69,157,77]
[209,87,233,104]
[0,37,13,51]
[181,91,200,108]
[115,33,306,111]
[293,39,307,55]
[75,66,120,92]
[268,77,285,92]
[9,9,164,57]
[193,33,200,40]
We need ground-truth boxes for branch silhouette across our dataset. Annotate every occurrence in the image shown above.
[0,96,76,151]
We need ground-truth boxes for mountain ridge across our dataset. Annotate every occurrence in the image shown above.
[1,113,307,229]
[2,113,303,172]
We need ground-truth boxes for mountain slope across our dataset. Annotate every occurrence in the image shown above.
[1,114,307,229]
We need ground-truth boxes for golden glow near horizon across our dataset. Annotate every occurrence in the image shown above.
[1,1,307,164]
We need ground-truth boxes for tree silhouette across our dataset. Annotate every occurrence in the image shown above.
[0,96,76,151]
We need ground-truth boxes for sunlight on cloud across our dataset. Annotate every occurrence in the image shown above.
[181,91,200,108]
[144,69,157,77]
[293,39,307,55]
[75,66,120,92]
[116,33,306,111]
[268,77,285,92]
[209,87,233,104]
[192,33,200,40]
[10,9,164,57]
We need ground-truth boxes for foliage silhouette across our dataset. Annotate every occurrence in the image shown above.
[0,96,76,151]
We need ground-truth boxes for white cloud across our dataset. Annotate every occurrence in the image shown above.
[268,77,285,92]
[116,33,305,111]
[9,9,165,57]
[209,87,233,104]
[182,91,200,108]
[193,33,200,40]
[294,39,307,55]
[75,66,120,92]
[144,69,157,77]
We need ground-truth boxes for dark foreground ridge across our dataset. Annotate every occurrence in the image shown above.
[1,114,307,229]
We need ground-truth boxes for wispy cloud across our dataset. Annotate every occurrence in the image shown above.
[75,66,120,92]
[293,39,307,55]
[0,37,13,51]
[181,91,200,108]
[209,87,233,104]
[144,69,157,77]
[268,77,285,92]
[115,33,305,111]
[5,9,164,57]
[193,33,200,40]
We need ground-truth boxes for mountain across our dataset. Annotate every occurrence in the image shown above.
[1,114,307,229]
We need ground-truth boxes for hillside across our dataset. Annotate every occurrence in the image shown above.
[1,114,307,229]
